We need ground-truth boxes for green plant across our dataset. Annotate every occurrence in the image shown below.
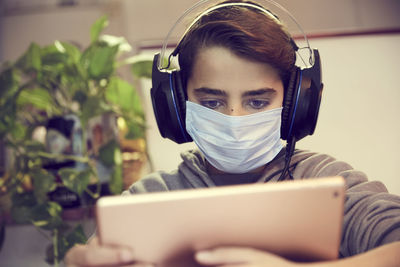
[0,15,153,265]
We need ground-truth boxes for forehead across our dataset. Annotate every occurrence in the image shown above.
[188,46,283,95]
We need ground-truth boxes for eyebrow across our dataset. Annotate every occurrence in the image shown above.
[192,87,277,97]
[193,87,227,96]
[242,88,277,97]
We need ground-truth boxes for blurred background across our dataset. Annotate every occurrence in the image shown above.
[0,0,399,266]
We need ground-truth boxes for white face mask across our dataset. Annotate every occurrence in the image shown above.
[185,101,283,173]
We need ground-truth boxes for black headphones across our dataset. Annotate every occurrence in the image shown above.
[151,1,323,144]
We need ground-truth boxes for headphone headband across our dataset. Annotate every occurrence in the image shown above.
[157,0,314,71]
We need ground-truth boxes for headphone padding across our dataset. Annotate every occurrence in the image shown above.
[281,67,299,140]
[171,71,187,121]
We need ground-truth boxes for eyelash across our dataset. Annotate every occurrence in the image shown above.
[246,99,270,110]
[199,99,270,111]
[199,99,225,110]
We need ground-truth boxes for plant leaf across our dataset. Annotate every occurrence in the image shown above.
[81,44,118,80]
[100,35,131,53]
[16,43,42,72]
[60,225,87,261]
[131,59,153,79]
[105,77,145,139]
[0,89,17,138]
[9,121,27,140]
[124,118,146,139]
[124,54,154,79]
[41,43,69,66]
[109,165,123,195]
[16,87,55,112]
[65,224,87,245]
[106,77,142,111]
[0,67,19,102]
[0,115,16,139]
[90,15,108,43]
[10,192,37,224]
[25,140,47,153]
[60,41,82,64]
[58,168,91,196]
[45,224,87,264]
[100,140,123,194]
[32,168,57,203]
[98,139,121,168]
[11,205,34,224]
[31,202,63,230]
[0,220,5,252]
[80,96,111,125]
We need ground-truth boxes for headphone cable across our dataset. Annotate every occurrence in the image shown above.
[278,136,296,181]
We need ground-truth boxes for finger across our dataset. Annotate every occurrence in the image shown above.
[87,235,100,246]
[125,263,155,267]
[195,246,259,265]
[64,243,135,266]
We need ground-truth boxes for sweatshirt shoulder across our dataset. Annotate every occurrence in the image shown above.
[292,150,369,188]
[292,150,400,255]
[123,169,189,195]
[122,149,210,195]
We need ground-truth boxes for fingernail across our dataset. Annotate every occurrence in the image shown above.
[120,248,134,262]
[136,263,154,267]
[196,250,212,261]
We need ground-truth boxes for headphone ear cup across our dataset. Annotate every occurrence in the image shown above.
[281,50,323,142]
[150,54,192,144]
[281,67,300,141]
[171,71,187,121]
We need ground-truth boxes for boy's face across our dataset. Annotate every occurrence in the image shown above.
[187,46,284,116]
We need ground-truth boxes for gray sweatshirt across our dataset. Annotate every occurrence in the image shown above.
[124,149,400,258]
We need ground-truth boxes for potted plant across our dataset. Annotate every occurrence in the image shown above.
[0,15,153,266]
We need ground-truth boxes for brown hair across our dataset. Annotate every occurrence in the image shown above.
[177,0,296,90]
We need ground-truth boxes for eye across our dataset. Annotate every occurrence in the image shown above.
[247,99,270,110]
[200,100,224,110]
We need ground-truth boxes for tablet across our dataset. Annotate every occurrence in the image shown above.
[96,176,345,266]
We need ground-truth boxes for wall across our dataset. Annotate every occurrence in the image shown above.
[2,0,400,59]
[0,0,123,61]
[297,34,400,195]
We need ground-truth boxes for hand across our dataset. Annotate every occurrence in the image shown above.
[195,246,298,267]
[64,236,154,267]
